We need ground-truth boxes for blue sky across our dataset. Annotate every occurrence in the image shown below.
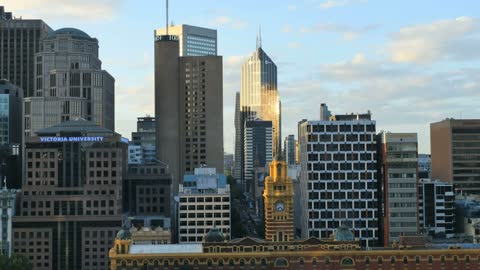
[5,0,480,153]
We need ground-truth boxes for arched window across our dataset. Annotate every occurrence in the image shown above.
[415,257,420,264]
[441,256,445,263]
[312,258,317,265]
[378,257,383,264]
[240,259,245,266]
[274,258,288,267]
[428,256,433,264]
[390,257,395,264]
[453,256,458,263]
[261,258,267,266]
[325,257,330,265]
[174,260,179,266]
[365,257,370,264]
[183,259,189,266]
[229,259,234,266]
[403,257,408,264]
[466,256,470,264]
[218,260,224,266]
[299,257,304,265]
[341,257,354,266]
[163,260,169,267]
[250,259,255,266]
[132,261,138,267]
[121,261,126,267]
[193,259,199,266]
[207,260,212,267]
[153,260,159,267]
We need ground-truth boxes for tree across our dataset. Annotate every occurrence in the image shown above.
[0,254,33,270]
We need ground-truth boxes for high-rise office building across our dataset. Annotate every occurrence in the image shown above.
[418,179,455,238]
[131,116,156,163]
[244,120,273,193]
[0,6,52,97]
[378,132,418,246]
[320,103,331,121]
[24,28,115,137]
[240,43,281,158]
[233,92,242,181]
[124,163,171,217]
[155,33,223,195]
[235,40,281,189]
[178,168,230,243]
[298,109,378,246]
[284,134,296,165]
[0,79,23,188]
[0,187,17,257]
[12,119,126,270]
[155,24,217,56]
[431,119,480,195]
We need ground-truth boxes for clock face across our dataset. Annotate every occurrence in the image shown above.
[275,201,285,212]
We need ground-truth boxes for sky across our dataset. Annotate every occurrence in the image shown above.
[4,0,480,154]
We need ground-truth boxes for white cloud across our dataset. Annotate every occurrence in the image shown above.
[389,16,480,63]
[282,24,293,33]
[287,5,297,11]
[300,23,379,40]
[3,0,122,22]
[287,42,302,49]
[209,16,248,30]
[319,0,367,9]
[279,53,480,153]
[115,72,154,140]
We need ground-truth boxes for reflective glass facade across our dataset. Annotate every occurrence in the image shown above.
[0,94,9,145]
[240,47,281,158]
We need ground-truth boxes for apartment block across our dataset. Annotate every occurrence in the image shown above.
[418,179,455,238]
[298,111,378,247]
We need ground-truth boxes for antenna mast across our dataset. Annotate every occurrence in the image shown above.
[166,0,169,35]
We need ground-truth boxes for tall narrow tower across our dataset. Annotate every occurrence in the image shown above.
[263,160,294,242]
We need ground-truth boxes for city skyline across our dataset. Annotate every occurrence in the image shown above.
[4,0,480,155]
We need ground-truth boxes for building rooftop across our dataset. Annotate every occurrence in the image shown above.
[47,27,92,40]
[36,119,113,135]
[129,244,203,254]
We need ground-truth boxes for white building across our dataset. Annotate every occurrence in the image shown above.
[0,186,18,256]
[298,111,379,247]
[418,179,455,238]
[178,168,230,243]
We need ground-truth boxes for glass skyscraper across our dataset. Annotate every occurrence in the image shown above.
[240,45,281,158]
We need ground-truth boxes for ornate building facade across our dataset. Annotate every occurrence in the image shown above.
[109,161,480,270]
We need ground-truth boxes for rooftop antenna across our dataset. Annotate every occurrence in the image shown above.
[166,0,169,35]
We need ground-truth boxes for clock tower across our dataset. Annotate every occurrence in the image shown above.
[263,160,294,242]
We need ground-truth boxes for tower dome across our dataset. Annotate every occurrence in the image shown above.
[204,227,224,242]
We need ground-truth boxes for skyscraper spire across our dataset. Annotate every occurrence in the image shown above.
[256,25,262,49]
